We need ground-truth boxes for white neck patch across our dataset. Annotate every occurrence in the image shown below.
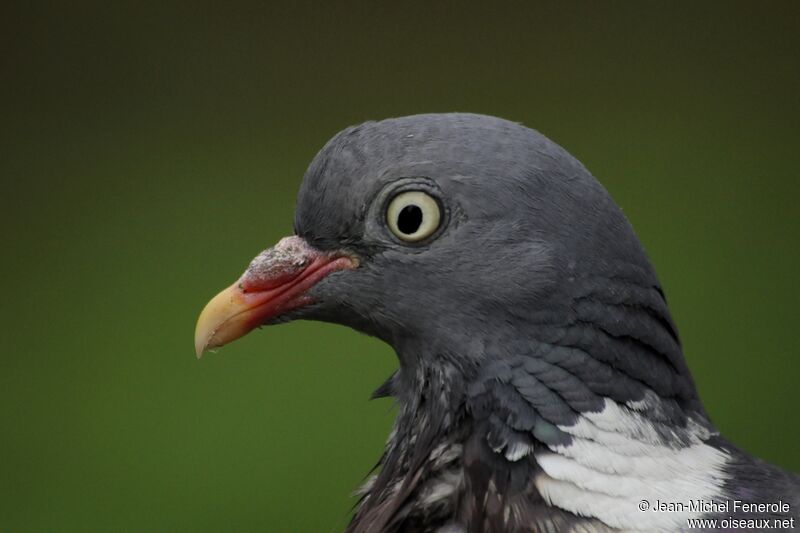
[533,397,730,531]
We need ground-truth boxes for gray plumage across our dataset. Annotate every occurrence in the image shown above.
[276,113,799,531]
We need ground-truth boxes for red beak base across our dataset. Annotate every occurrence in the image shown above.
[194,236,357,357]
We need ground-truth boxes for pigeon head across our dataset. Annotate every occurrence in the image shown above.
[194,114,798,532]
[196,113,693,401]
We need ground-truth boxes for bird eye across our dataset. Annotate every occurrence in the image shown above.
[386,191,441,242]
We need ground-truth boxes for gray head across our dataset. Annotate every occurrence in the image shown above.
[196,113,696,407]
[195,114,798,533]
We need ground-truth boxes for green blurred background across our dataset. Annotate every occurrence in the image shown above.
[1,2,798,531]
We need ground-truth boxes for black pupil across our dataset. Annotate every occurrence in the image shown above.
[397,204,423,234]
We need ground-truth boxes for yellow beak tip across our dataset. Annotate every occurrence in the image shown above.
[194,282,243,360]
[194,325,216,359]
[194,340,207,359]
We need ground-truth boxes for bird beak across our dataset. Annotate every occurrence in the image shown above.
[194,235,358,358]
